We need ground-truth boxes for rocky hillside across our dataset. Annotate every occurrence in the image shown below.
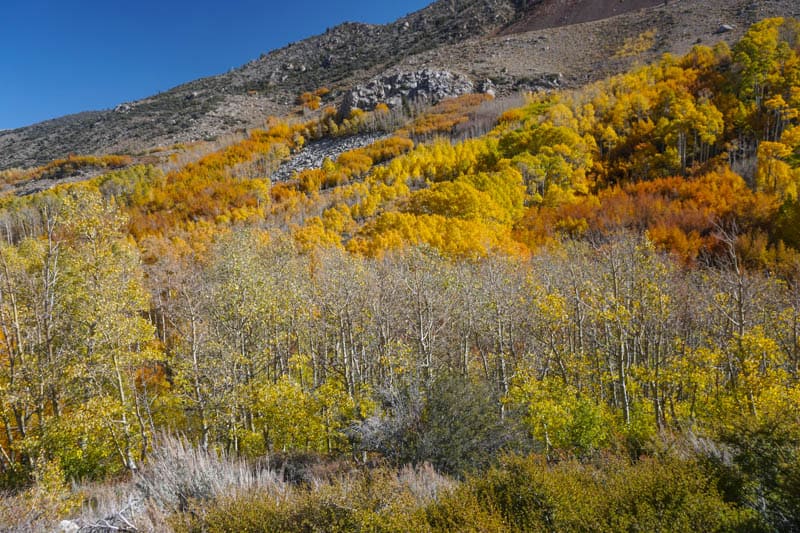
[1,0,797,171]
[0,0,518,171]
[389,0,800,96]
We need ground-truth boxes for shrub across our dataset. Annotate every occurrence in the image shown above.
[709,413,800,530]
[356,375,528,476]
[467,454,761,532]
[174,466,450,533]
[135,435,284,513]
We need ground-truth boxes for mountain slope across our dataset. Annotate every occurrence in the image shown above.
[1,0,797,171]
[501,0,665,34]
[0,0,519,171]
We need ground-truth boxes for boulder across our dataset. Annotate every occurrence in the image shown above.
[478,79,497,97]
[58,520,80,533]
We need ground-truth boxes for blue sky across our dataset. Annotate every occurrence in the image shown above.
[0,1,431,130]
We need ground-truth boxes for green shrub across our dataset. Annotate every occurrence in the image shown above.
[465,454,760,532]
[710,413,800,530]
[174,453,761,532]
[422,486,508,532]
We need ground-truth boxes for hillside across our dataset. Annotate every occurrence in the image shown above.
[2,5,800,533]
[0,0,518,171]
[501,0,666,33]
[1,0,796,172]
[2,6,800,531]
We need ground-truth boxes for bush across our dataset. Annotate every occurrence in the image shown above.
[422,486,508,532]
[135,435,284,513]
[174,465,451,533]
[467,454,761,532]
[417,375,527,475]
[709,413,800,530]
[355,375,528,476]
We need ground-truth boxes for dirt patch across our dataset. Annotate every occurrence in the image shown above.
[501,0,666,35]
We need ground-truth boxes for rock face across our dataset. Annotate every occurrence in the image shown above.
[341,70,474,115]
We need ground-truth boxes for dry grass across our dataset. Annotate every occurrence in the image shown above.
[0,438,450,531]
[135,434,286,513]
[397,462,457,503]
[0,435,288,532]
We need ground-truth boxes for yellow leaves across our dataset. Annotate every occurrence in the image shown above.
[689,345,722,377]
[394,138,497,183]
[257,375,323,452]
[675,326,799,421]
[459,165,527,219]
[348,212,520,258]
[18,457,82,522]
[679,44,720,71]
[615,29,657,58]
[508,373,612,453]
[291,216,343,252]
[322,203,356,235]
[298,168,326,193]
[765,94,792,118]
[756,141,798,199]
[503,122,593,205]
[405,181,509,224]
[536,292,569,325]
[694,100,725,145]
[255,374,370,454]
[296,89,327,111]
[782,124,800,149]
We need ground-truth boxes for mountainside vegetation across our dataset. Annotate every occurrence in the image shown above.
[1,0,796,172]
[2,16,800,532]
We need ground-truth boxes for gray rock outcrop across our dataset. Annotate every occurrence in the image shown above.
[341,69,474,115]
[272,133,389,182]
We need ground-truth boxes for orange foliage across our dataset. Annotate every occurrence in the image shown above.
[408,93,494,137]
[357,137,414,163]
[270,182,300,203]
[134,362,171,394]
[514,167,780,262]
[297,91,322,111]
[336,151,373,178]
[4,154,132,186]
[126,121,300,238]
